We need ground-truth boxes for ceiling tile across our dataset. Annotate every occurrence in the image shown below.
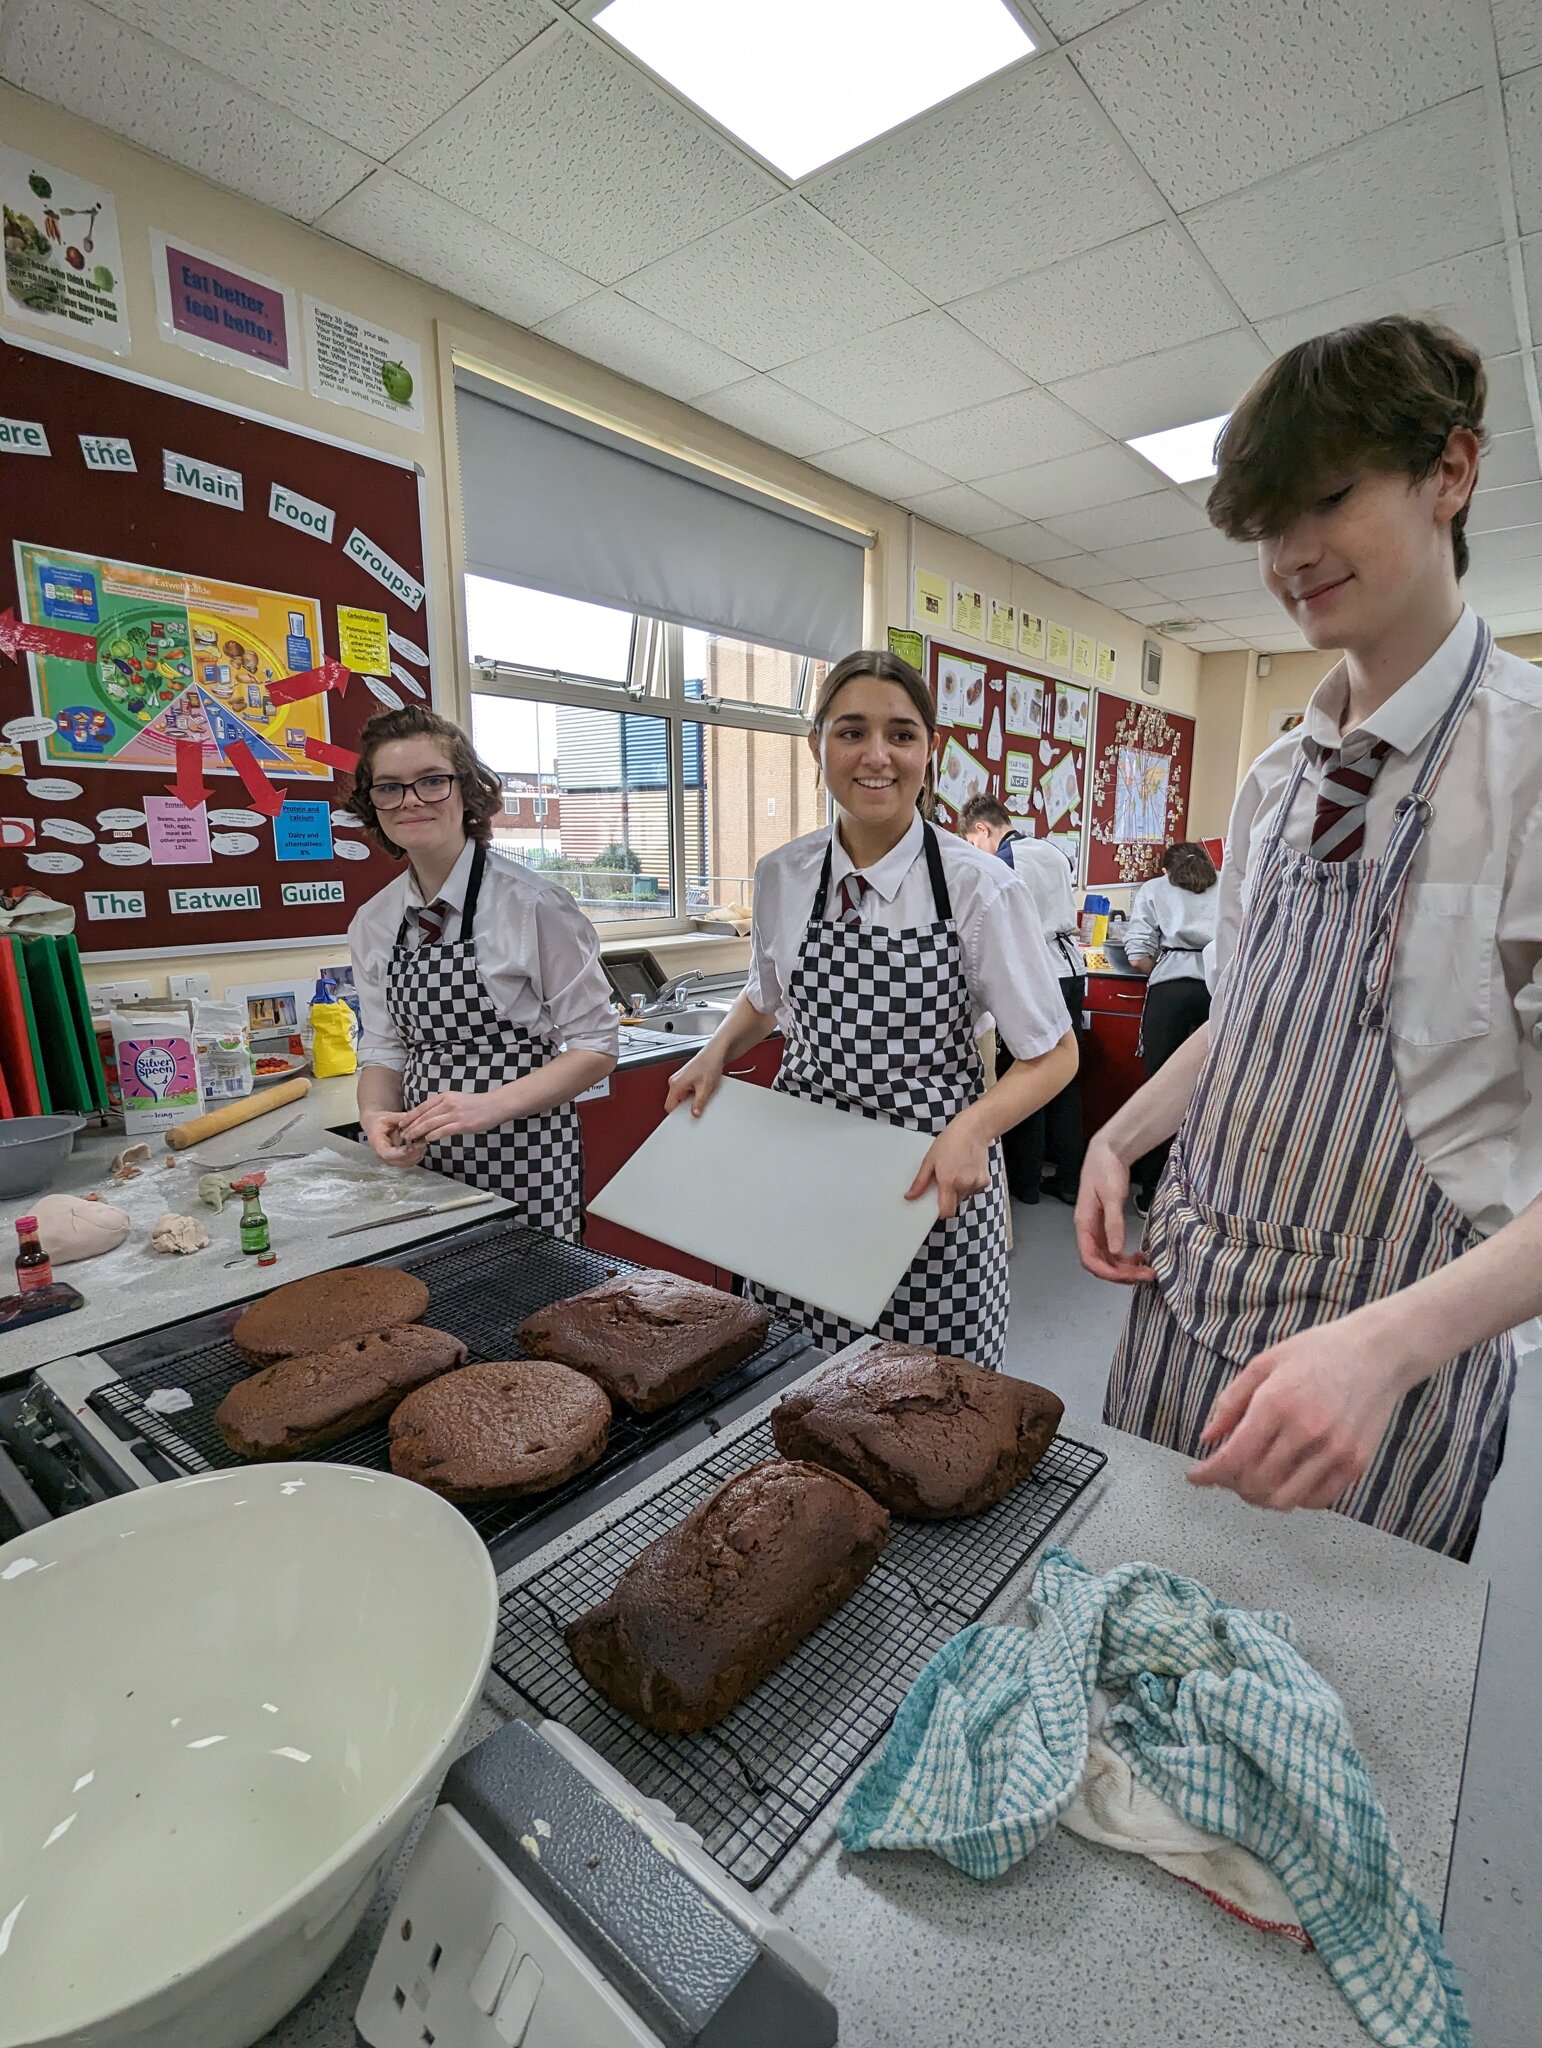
[1468,519,1542,567]
[316,170,593,327]
[1489,608,1542,633]
[805,57,1162,304]
[952,224,1239,384]
[975,441,1165,520]
[1257,246,1523,361]
[1493,0,1542,77]
[1485,354,1535,435]
[1036,0,1137,35]
[1072,0,1482,212]
[85,0,550,157]
[1042,489,1211,552]
[1467,482,1542,536]
[814,439,954,501]
[1509,66,1542,237]
[1195,588,1285,621]
[1076,578,1169,611]
[1099,529,1258,578]
[1483,432,1542,492]
[616,197,927,373]
[1049,328,1268,440]
[392,24,777,284]
[1225,613,1299,636]
[1184,94,1501,321]
[693,377,856,458]
[1118,598,1196,624]
[901,483,1022,537]
[1524,239,1542,336]
[774,313,1027,435]
[972,521,1084,568]
[889,388,1104,480]
[0,0,371,222]
[1045,553,1131,591]
[536,293,749,402]
[1145,560,1264,600]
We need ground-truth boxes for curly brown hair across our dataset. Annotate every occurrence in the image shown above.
[346,706,504,858]
[1162,841,1218,894]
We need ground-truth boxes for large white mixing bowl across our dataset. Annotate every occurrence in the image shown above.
[0,1463,497,2048]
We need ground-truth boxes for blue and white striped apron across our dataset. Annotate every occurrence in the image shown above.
[1105,622,1515,1556]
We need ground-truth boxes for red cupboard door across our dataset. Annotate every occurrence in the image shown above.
[1079,978,1147,1138]
[579,1060,720,1284]
[722,1035,783,1089]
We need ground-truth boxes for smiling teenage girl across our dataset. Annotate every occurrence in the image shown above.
[1080,318,1542,1556]
[346,706,617,1235]
[667,649,1077,1366]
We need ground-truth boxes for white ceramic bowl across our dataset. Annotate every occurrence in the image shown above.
[0,1464,497,2048]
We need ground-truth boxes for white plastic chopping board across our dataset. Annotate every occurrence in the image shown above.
[587,1079,940,1328]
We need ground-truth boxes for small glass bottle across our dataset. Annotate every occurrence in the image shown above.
[14,1216,53,1293]
[237,1185,270,1256]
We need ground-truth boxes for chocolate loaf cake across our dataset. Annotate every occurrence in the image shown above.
[770,1343,1063,1518]
[389,1359,611,1502]
[518,1271,770,1414]
[215,1324,468,1459]
[232,1266,430,1365]
[565,1459,890,1733]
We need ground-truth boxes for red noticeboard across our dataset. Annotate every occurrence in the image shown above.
[0,337,434,955]
[1085,691,1197,889]
[925,637,1088,875]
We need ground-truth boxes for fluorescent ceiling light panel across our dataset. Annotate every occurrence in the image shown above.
[1126,414,1230,485]
[593,0,1034,182]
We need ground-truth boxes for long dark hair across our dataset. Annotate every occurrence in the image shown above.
[346,705,505,859]
[1162,841,1218,894]
[810,649,937,817]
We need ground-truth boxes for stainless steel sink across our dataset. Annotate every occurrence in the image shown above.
[624,1002,731,1037]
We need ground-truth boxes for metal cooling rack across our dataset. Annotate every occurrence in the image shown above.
[494,1418,1106,1889]
[86,1223,810,1553]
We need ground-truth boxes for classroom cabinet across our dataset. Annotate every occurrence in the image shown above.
[580,1038,783,1285]
[1079,975,1146,1138]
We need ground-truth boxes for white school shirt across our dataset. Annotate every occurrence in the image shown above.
[1213,607,1542,1233]
[745,813,1068,1061]
[1125,875,1219,988]
[1001,832,1084,977]
[349,839,620,1073]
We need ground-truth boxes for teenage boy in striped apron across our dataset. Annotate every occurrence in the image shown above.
[1078,317,1542,1559]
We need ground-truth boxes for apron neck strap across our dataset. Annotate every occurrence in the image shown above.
[459,838,488,934]
[811,818,952,926]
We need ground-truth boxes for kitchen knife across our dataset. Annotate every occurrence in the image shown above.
[327,1192,497,1238]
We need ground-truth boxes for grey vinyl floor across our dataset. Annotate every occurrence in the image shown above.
[1000,1194,1540,2048]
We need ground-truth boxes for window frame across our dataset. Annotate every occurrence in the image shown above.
[469,597,822,938]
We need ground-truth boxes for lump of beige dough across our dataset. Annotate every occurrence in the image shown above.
[33,1193,131,1265]
[151,1212,209,1255]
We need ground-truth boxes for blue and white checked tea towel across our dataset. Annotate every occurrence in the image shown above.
[838,1548,1467,2048]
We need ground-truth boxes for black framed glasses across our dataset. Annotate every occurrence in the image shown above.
[371,772,456,810]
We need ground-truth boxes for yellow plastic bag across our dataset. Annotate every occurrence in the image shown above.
[310,998,358,1078]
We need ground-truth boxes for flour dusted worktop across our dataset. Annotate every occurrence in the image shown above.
[256,1349,1485,2048]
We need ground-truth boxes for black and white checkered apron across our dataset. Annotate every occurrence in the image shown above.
[384,841,583,1238]
[1105,621,1514,1556]
[752,822,1011,1367]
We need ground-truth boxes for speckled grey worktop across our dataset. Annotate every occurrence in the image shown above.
[260,1351,1485,2048]
[0,1076,513,1384]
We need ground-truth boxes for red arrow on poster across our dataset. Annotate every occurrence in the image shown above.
[224,740,286,819]
[0,608,99,664]
[304,736,360,773]
[270,656,351,706]
[165,737,213,811]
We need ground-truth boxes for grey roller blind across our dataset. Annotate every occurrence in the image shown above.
[456,372,868,661]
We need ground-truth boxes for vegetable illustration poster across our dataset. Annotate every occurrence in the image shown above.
[15,543,332,778]
[0,147,129,351]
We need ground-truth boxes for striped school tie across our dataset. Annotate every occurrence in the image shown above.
[837,874,869,925]
[1309,736,1393,861]
[416,897,452,942]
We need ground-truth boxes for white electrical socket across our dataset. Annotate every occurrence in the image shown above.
[355,1807,660,2048]
[90,978,152,1009]
[168,971,214,1000]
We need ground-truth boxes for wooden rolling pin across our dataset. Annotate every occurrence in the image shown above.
[164,1076,311,1151]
